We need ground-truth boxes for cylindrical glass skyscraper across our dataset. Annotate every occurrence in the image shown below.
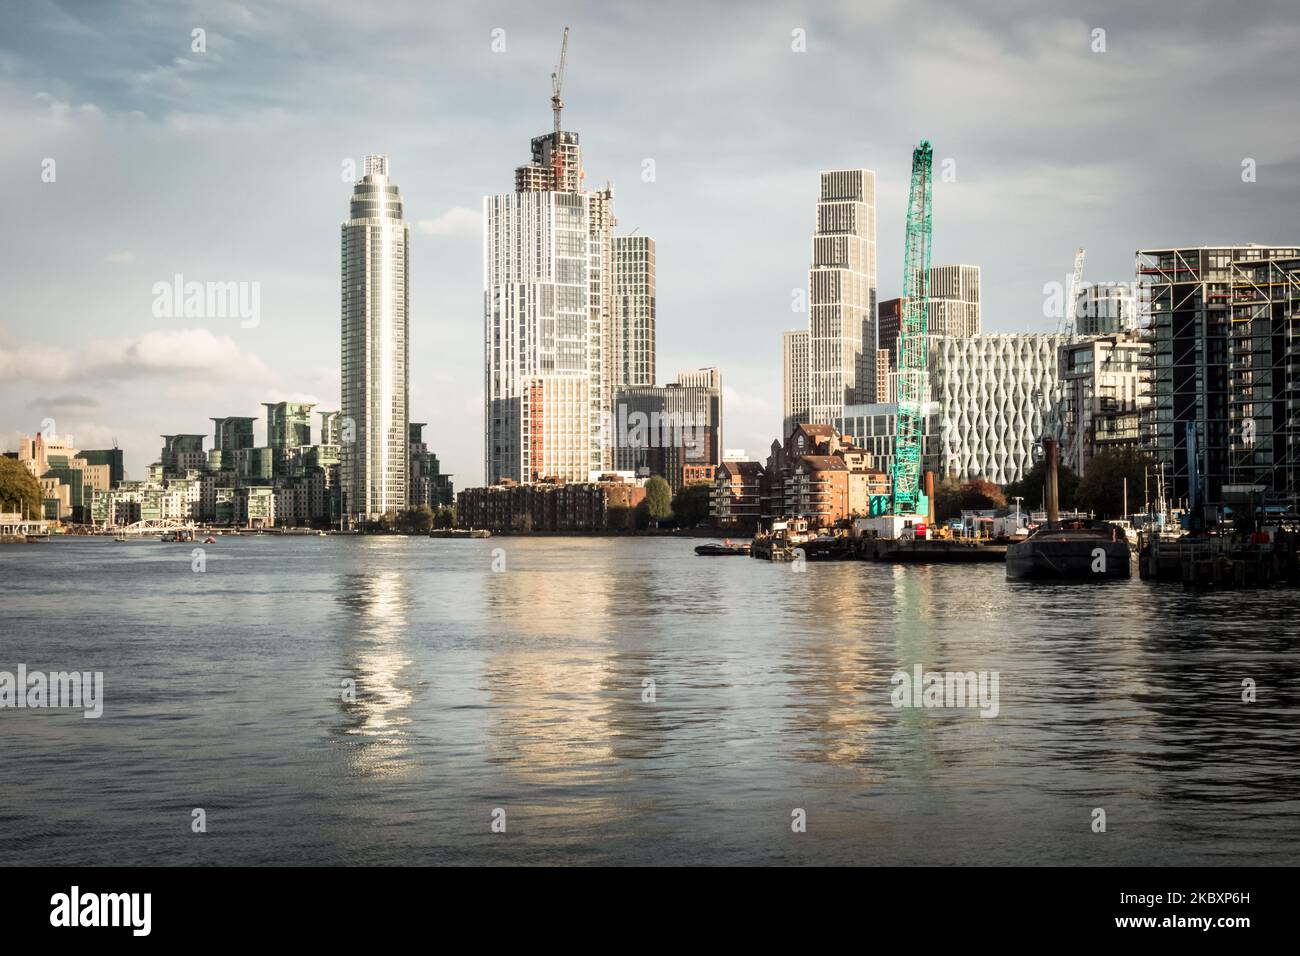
[341,154,409,522]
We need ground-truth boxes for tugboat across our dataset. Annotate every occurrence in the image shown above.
[1006,439,1130,580]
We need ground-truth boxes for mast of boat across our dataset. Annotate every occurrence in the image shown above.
[1044,438,1060,525]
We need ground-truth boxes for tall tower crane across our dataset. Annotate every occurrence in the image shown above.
[551,26,569,140]
[891,140,934,516]
[548,26,571,189]
[1060,247,1085,336]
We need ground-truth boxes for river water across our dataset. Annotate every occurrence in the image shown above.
[1,535,1297,865]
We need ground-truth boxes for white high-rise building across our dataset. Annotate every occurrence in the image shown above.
[927,264,981,337]
[807,169,877,424]
[485,114,616,484]
[341,154,409,520]
[782,329,809,436]
[611,235,655,388]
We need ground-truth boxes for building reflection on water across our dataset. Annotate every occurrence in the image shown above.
[331,561,415,779]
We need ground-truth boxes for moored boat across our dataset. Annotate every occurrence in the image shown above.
[695,541,751,556]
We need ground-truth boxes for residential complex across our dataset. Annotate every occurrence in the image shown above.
[612,369,722,490]
[1057,333,1149,476]
[457,475,645,532]
[341,153,410,521]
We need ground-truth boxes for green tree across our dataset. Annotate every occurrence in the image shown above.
[0,458,43,517]
[958,479,1007,513]
[401,505,435,532]
[1004,458,1079,511]
[433,505,455,529]
[644,475,673,524]
[1077,446,1154,518]
[671,480,712,528]
[933,476,963,523]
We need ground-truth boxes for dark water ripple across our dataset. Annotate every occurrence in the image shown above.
[1,535,1297,865]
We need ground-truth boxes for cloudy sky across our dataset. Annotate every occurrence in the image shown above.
[3,0,1298,482]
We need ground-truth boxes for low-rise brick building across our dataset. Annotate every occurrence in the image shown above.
[456,477,646,532]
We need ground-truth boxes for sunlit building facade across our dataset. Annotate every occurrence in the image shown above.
[341,154,410,520]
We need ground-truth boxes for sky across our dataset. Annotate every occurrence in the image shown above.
[2,0,1299,483]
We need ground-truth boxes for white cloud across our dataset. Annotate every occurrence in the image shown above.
[417,207,480,237]
[0,328,274,385]
[104,250,135,265]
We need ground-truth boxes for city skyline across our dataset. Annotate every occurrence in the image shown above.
[4,1,1300,484]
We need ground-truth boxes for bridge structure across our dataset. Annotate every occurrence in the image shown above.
[111,518,199,535]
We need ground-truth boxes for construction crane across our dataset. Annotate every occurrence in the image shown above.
[550,26,569,139]
[549,27,570,188]
[890,140,934,516]
[1060,247,1085,336]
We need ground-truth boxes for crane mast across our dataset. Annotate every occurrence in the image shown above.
[551,27,569,139]
[891,140,934,515]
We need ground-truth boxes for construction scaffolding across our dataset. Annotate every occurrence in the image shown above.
[1227,256,1300,509]
[1136,245,1300,508]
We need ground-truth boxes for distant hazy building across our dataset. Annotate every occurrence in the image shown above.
[611,235,655,388]
[1075,283,1137,335]
[927,264,981,337]
[878,265,980,370]
[341,154,410,521]
[408,422,454,509]
[613,369,722,490]
[807,169,877,424]
[782,329,809,436]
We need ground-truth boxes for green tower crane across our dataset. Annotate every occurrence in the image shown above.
[891,140,934,516]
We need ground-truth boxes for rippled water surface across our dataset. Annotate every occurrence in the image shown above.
[2,535,1297,865]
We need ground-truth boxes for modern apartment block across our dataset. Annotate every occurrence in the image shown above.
[927,264,981,337]
[807,169,877,424]
[1057,333,1149,476]
[612,369,722,490]
[782,329,809,436]
[264,402,315,450]
[210,416,256,472]
[611,235,655,388]
[930,334,1074,484]
[1138,245,1300,506]
[1076,283,1137,335]
[341,154,410,521]
[485,102,617,484]
[834,402,940,483]
[408,422,455,509]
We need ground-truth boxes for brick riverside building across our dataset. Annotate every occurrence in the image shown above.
[758,422,888,529]
[456,477,645,532]
[711,460,766,530]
